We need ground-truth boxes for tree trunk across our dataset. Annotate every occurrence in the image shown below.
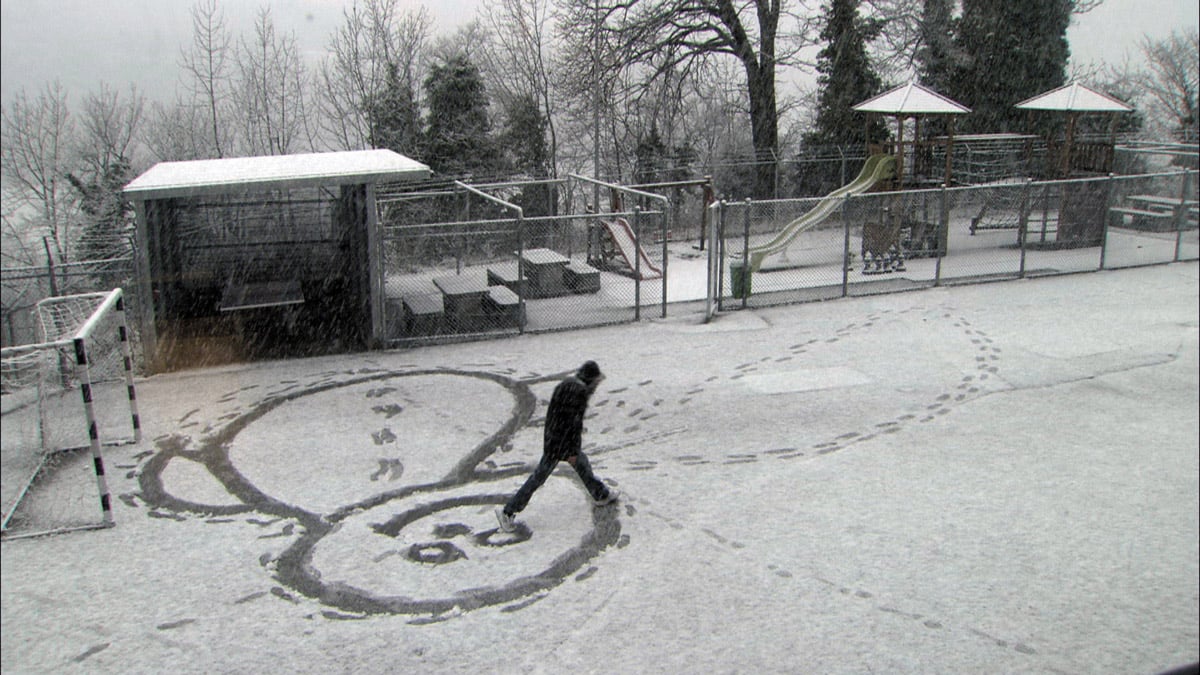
[747,65,779,199]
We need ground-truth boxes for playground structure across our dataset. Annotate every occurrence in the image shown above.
[375,173,683,341]
[729,81,1144,297]
[589,216,663,280]
[111,85,1185,368]
[742,154,896,273]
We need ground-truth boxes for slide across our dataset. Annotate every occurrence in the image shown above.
[743,154,896,272]
[600,217,663,280]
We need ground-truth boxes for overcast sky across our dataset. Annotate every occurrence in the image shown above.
[1,0,1197,106]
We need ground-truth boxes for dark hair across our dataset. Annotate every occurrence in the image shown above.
[577,360,602,384]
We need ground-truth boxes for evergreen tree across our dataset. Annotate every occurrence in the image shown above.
[501,94,555,217]
[807,0,890,149]
[67,157,134,264]
[634,125,696,185]
[950,0,1072,134]
[916,0,955,94]
[423,54,497,177]
[634,125,669,185]
[365,62,421,156]
[501,94,549,178]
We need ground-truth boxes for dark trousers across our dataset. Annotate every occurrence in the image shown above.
[504,451,608,515]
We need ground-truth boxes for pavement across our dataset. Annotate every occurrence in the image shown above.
[2,261,1197,674]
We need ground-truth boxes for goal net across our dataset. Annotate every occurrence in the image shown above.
[1,289,141,539]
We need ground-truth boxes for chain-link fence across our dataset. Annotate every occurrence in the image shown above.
[8,169,1190,367]
[714,169,1198,313]
[2,254,138,351]
[378,181,671,346]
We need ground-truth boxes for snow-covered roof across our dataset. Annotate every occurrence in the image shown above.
[1014,82,1133,112]
[852,81,971,115]
[123,149,432,200]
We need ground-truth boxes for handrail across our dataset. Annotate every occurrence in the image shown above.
[454,180,524,219]
[568,174,668,207]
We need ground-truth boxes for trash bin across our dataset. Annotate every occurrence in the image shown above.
[730,261,752,299]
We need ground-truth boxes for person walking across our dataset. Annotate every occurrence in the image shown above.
[496,360,619,532]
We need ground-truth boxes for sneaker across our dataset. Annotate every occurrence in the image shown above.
[593,489,620,507]
[495,507,516,533]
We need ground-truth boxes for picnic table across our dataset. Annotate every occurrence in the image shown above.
[1110,194,1199,232]
[433,273,488,326]
[519,248,570,297]
[1128,192,1195,207]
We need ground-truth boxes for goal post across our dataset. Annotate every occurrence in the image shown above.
[1,288,141,539]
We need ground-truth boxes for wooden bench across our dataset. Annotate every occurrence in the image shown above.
[563,260,601,294]
[219,279,304,312]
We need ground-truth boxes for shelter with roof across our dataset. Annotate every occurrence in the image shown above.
[123,149,431,371]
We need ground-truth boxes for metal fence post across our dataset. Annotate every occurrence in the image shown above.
[1100,173,1115,270]
[1018,178,1032,279]
[935,183,947,286]
[718,200,727,312]
[841,194,851,298]
[633,206,642,321]
[517,212,526,333]
[1174,169,1193,262]
[661,202,669,318]
[742,198,751,309]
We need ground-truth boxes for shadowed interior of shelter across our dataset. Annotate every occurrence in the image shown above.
[143,186,372,370]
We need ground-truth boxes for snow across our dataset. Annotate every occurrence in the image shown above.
[1015,82,1135,112]
[2,261,1198,674]
[122,150,431,200]
[852,81,971,115]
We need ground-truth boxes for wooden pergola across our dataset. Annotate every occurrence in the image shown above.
[853,81,972,188]
[1015,82,1134,177]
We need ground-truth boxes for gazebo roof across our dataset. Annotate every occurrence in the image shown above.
[853,81,971,115]
[123,149,432,200]
[1014,82,1133,112]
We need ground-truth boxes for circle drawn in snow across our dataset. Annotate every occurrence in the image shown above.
[226,372,515,514]
[300,488,618,616]
[141,368,620,617]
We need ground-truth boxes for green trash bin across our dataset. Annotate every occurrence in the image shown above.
[730,261,752,299]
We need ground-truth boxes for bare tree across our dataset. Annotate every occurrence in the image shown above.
[76,83,145,178]
[67,84,147,262]
[142,96,215,162]
[1138,29,1199,141]
[559,0,819,198]
[234,7,313,155]
[179,0,233,157]
[0,82,78,263]
[478,0,561,175]
[316,0,431,151]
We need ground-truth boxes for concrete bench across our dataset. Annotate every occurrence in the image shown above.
[484,285,523,327]
[563,260,601,294]
[1110,206,1176,232]
[402,293,443,336]
[487,262,523,293]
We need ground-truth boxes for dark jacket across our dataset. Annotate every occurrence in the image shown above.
[543,376,591,461]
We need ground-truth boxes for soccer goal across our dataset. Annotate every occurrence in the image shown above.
[1,288,141,539]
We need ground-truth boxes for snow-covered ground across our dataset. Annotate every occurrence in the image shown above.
[2,261,1198,674]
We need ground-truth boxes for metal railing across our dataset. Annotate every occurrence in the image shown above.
[708,169,1198,318]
